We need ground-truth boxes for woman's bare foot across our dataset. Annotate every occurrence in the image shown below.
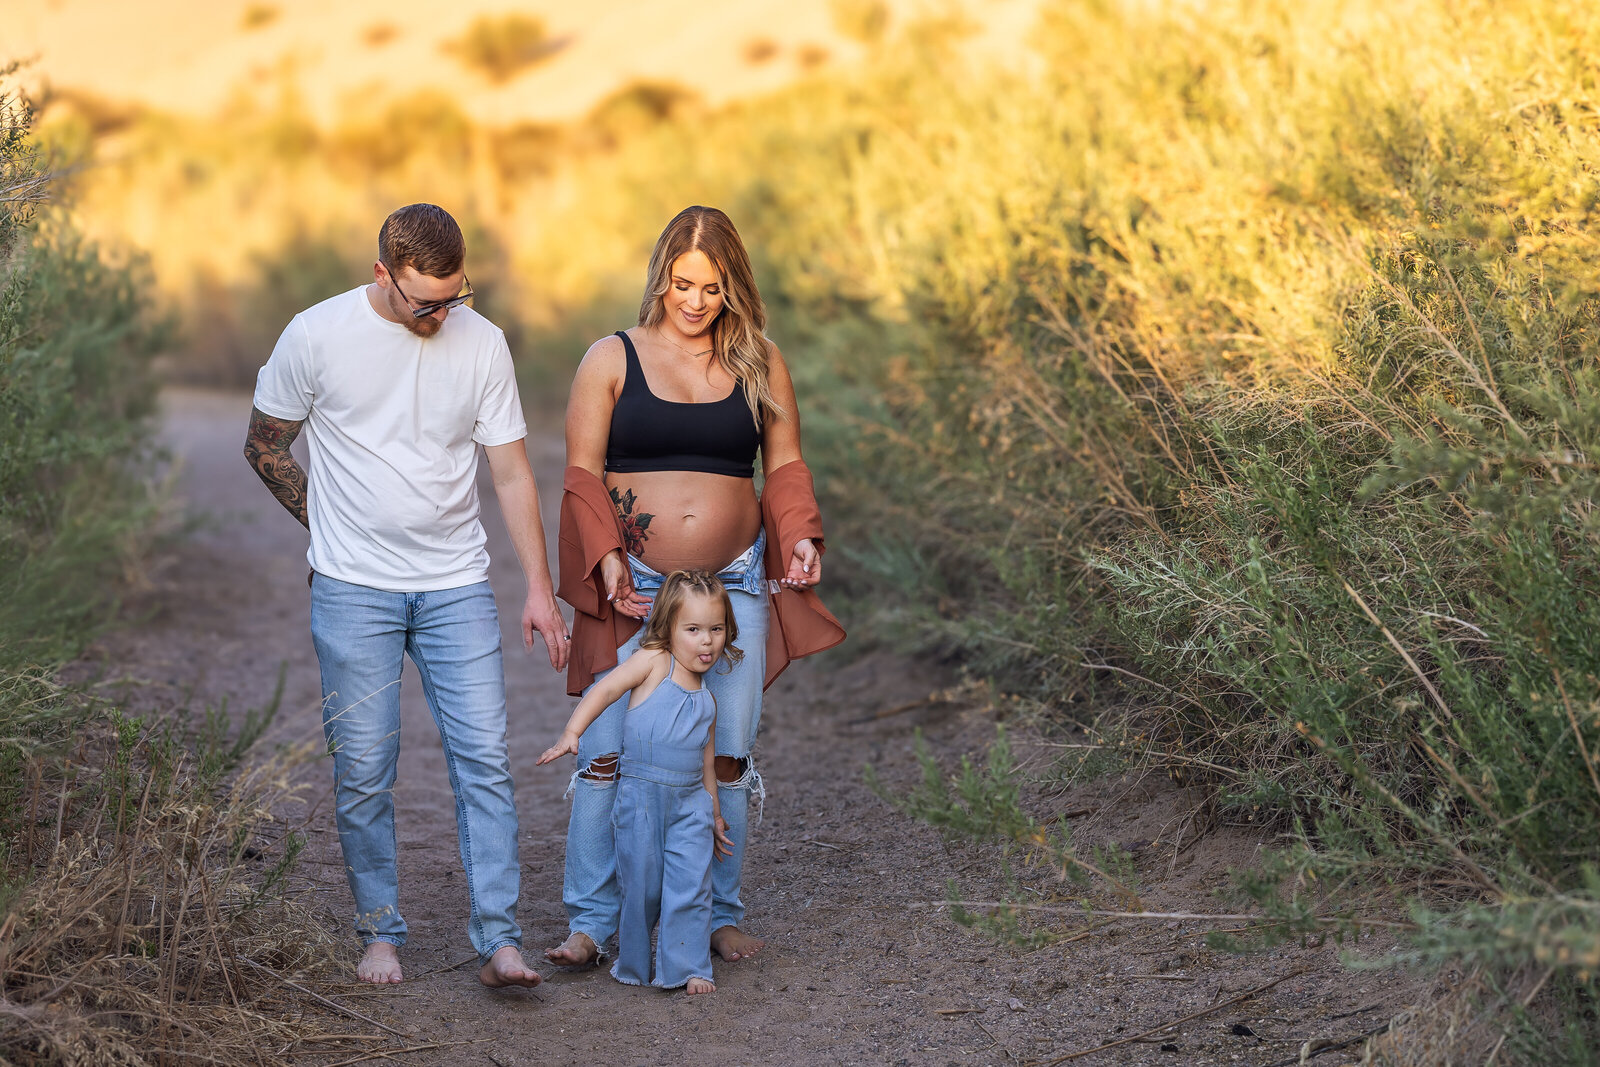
[686,977,715,995]
[357,942,403,984]
[711,925,764,961]
[478,945,543,988]
[543,930,600,967]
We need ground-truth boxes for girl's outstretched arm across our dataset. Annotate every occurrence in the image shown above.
[704,707,734,860]
[536,649,662,765]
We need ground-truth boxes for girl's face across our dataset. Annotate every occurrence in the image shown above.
[670,590,728,674]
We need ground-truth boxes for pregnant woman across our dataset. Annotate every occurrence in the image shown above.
[548,205,844,967]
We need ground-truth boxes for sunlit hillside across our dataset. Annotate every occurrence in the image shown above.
[16,0,1042,381]
[14,0,1040,125]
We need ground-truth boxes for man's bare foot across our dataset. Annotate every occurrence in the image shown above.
[711,925,764,961]
[543,930,600,967]
[478,945,542,988]
[686,977,715,995]
[357,942,403,984]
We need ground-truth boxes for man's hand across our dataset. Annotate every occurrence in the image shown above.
[781,537,822,589]
[523,589,570,671]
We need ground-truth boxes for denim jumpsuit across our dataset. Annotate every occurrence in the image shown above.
[611,676,717,988]
[565,532,769,950]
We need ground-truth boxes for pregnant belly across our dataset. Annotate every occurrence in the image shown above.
[604,470,762,573]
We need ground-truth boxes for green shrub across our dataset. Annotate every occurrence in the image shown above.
[0,232,166,669]
[0,70,165,696]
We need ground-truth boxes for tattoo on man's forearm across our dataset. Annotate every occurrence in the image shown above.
[610,487,653,556]
[245,407,310,528]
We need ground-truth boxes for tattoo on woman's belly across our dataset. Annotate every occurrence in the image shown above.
[610,487,654,555]
[607,478,762,570]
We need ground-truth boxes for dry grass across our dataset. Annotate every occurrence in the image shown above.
[1360,968,1572,1067]
[0,710,350,1066]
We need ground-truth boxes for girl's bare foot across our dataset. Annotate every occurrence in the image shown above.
[543,930,600,966]
[686,977,715,995]
[711,925,764,961]
[479,945,543,988]
[357,942,403,984]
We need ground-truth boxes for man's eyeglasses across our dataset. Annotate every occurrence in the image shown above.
[389,270,473,318]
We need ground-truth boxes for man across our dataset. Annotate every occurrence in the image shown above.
[244,203,567,987]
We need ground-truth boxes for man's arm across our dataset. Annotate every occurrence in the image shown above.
[244,407,309,528]
[484,438,570,671]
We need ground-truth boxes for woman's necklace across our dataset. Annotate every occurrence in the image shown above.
[656,327,712,360]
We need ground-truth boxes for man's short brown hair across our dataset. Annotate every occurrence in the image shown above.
[378,204,465,279]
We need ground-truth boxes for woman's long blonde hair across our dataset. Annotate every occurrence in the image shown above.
[639,206,783,428]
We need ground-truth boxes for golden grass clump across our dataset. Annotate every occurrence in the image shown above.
[0,716,348,1066]
[239,4,278,32]
[830,0,889,45]
[442,14,563,85]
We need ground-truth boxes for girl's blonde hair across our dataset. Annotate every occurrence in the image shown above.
[639,570,744,673]
[638,206,784,429]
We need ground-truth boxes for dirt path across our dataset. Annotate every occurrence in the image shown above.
[71,387,1422,1067]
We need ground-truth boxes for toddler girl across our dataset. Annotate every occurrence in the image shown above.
[538,570,738,994]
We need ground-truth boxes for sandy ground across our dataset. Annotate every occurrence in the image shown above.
[67,386,1426,1066]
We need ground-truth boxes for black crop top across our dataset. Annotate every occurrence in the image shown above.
[604,331,760,478]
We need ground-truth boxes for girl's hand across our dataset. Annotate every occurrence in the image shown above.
[537,734,579,765]
[713,815,734,860]
[600,550,652,619]
[781,537,822,589]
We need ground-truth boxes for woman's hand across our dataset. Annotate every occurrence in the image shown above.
[600,549,653,618]
[781,537,822,589]
[713,815,734,860]
[537,733,580,766]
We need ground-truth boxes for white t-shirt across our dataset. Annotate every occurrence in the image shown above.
[252,286,528,592]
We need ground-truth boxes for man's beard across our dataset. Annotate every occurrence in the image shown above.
[389,289,443,338]
[403,315,443,339]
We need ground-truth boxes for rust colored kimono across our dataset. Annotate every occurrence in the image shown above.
[558,461,846,697]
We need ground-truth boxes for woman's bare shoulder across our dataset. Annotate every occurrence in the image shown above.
[764,336,790,372]
[580,332,627,367]
[570,333,628,392]
[764,338,797,402]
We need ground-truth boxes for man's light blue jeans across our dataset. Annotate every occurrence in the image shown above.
[562,533,769,950]
[310,574,522,962]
